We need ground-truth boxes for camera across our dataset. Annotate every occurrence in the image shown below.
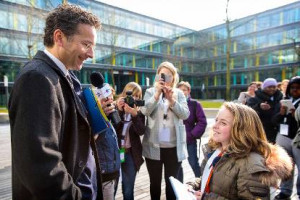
[124,91,145,108]
[161,73,166,82]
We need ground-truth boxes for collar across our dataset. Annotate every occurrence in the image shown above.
[44,49,69,77]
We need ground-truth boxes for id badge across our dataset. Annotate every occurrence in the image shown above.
[120,148,125,163]
[159,127,171,142]
[279,124,289,136]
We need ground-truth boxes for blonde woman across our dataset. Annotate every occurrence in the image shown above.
[141,61,190,200]
[115,82,146,200]
[187,102,293,199]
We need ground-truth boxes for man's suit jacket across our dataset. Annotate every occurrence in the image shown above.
[9,51,102,199]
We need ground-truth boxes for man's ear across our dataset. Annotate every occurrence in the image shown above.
[53,29,64,47]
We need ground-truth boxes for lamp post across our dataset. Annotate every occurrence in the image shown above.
[4,75,9,107]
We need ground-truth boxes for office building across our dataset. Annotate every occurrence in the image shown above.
[0,0,299,106]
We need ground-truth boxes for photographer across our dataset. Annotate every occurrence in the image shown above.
[141,61,189,200]
[273,76,300,200]
[115,82,146,200]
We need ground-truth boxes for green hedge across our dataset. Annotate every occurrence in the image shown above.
[198,101,223,108]
[0,107,8,113]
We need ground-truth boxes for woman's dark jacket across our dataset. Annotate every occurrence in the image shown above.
[273,77,300,139]
[115,110,146,171]
[247,89,283,143]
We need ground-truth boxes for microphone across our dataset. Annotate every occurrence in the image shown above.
[90,72,104,88]
[89,72,121,126]
[90,72,112,99]
[83,87,110,135]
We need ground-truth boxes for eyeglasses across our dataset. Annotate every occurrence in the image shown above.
[81,41,96,51]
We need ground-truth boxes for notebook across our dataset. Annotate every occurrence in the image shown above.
[169,176,197,200]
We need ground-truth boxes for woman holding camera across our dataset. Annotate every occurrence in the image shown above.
[115,82,146,200]
[141,61,190,200]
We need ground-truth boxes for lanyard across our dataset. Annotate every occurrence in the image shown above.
[121,113,131,148]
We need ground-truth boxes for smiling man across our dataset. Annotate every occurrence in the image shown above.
[8,4,102,200]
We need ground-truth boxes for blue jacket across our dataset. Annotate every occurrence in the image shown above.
[95,123,120,180]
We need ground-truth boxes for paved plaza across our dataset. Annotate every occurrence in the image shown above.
[0,119,298,199]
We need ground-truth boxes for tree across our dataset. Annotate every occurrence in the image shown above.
[225,0,231,100]
[225,0,254,100]
[100,9,127,89]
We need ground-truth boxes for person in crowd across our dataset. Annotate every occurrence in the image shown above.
[281,79,290,98]
[177,81,207,180]
[273,76,300,200]
[141,61,190,200]
[186,102,293,200]
[115,82,146,200]
[8,4,103,199]
[95,93,121,200]
[247,78,283,143]
[294,105,300,149]
[256,81,263,89]
[278,82,282,91]
[237,82,257,104]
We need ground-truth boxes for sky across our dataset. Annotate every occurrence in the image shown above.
[98,0,299,30]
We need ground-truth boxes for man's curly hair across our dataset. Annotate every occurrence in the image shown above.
[43,4,101,47]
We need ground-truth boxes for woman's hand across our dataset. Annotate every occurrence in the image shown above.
[116,98,125,111]
[194,190,203,200]
[154,79,165,100]
[279,104,288,115]
[163,86,175,106]
[124,103,138,117]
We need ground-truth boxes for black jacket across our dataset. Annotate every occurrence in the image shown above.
[116,110,146,171]
[247,89,283,143]
[9,51,102,200]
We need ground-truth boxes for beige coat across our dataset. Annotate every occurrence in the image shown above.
[187,144,293,200]
[141,87,189,161]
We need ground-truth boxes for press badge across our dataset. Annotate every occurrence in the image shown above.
[159,127,171,142]
[280,124,289,136]
[120,148,125,163]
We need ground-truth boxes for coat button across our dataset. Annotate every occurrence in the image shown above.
[78,161,84,168]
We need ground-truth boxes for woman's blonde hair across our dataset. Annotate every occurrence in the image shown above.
[208,102,271,158]
[118,82,142,100]
[156,61,179,88]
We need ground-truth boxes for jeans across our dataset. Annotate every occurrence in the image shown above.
[145,147,182,200]
[121,150,137,200]
[102,179,118,200]
[178,142,201,182]
[276,134,300,197]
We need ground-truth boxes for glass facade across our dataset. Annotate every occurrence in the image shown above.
[0,0,299,106]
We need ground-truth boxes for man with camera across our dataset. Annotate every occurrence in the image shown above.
[115,82,147,200]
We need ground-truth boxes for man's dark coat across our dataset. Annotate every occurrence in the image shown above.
[9,51,102,199]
